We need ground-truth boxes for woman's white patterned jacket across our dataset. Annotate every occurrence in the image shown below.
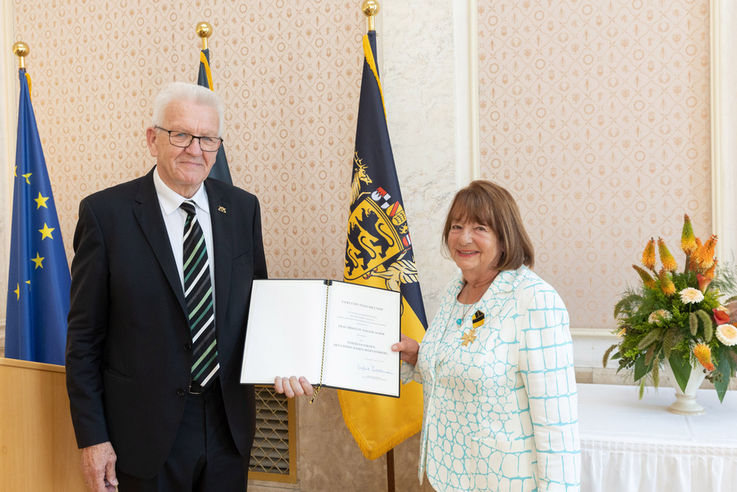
[402,266,581,491]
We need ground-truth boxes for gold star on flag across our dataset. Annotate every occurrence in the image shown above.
[34,192,50,209]
[14,165,17,177]
[22,172,32,184]
[14,283,20,300]
[39,222,55,240]
[31,252,45,269]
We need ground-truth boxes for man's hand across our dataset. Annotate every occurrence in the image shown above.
[80,441,118,492]
[392,334,420,366]
[274,376,314,398]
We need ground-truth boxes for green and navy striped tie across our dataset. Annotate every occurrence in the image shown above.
[181,200,218,389]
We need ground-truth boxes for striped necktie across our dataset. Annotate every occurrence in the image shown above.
[180,200,218,390]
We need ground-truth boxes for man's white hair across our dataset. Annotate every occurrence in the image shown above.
[151,82,225,136]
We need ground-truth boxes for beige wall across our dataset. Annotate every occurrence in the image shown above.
[1,0,717,490]
[477,0,712,328]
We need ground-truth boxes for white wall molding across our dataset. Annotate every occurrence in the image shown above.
[1,0,16,332]
[571,328,618,369]
[710,0,737,262]
[452,0,479,187]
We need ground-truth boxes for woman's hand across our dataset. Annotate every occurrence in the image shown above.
[274,376,314,398]
[391,334,420,366]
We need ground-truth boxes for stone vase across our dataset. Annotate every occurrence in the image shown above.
[667,364,707,415]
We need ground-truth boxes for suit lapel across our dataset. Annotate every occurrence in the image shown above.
[206,180,233,336]
[133,170,187,314]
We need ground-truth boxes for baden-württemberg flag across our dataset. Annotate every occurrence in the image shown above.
[5,69,70,365]
[198,47,232,184]
[339,31,428,460]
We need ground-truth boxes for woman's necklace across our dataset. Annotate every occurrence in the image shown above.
[455,282,490,347]
[454,297,486,347]
[455,301,474,326]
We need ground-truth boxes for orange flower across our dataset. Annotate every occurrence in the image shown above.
[681,214,698,255]
[695,235,718,270]
[687,238,703,272]
[642,238,656,270]
[633,265,657,289]
[693,343,715,371]
[713,307,731,325]
[658,238,678,272]
[704,259,717,281]
[658,269,676,296]
[697,273,711,292]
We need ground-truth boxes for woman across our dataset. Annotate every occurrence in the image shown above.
[393,180,580,491]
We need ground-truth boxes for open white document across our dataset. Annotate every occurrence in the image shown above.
[240,279,401,397]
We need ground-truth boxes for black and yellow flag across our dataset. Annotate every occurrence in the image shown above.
[339,31,428,460]
[198,48,232,184]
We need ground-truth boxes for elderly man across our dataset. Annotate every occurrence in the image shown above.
[66,82,267,491]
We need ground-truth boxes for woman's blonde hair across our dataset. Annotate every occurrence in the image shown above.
[442,180,534,270]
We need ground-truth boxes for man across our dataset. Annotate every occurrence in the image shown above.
[66,82,267,491]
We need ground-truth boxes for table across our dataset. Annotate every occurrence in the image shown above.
[578,383,737,492]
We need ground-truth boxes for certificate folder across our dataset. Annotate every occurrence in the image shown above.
[240,279,401,397]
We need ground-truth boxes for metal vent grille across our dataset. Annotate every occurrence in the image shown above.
[247,386,295,482]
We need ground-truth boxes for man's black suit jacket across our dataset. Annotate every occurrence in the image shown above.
[66,168,267,478]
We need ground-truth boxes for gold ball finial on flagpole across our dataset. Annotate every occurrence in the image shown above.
[196,22,212,50]
[13,41,29,69]
[361,0,379,32]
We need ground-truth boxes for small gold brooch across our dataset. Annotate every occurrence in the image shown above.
[461,310,485,347]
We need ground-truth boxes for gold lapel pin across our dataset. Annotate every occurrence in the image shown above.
[218,206,227,214]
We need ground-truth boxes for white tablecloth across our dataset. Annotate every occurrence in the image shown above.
[578,383,737,492]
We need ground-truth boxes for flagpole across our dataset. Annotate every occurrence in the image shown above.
[13,41,28,69]
[196,21,212,50]
[359,0,399,488]
[363,0,378,31]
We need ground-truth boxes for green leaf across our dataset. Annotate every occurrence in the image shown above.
[668,353,691,392]
[696,310,713,342]
[638,379,645,400]
[634,355,650,381]
[614,293,643,318]
[645,345,656,366]
[637,328,662,350]
[714,352,731,403]
[728,350,737,376]
[652,360,660,387]
[689,312,698,336]
[662,327,683,358]
[602,344,617,368]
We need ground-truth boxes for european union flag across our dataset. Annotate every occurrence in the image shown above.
[198,47,232,185]
[5,69,70,365]
[338,31,428,460]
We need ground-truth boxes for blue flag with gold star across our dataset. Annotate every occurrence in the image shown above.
[197,48,232,184]
[5,68,70,365]
[338,31,428,460]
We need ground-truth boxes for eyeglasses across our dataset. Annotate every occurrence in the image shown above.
[155,126,223,152]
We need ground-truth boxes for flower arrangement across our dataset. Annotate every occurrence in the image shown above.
[604,215,737,401]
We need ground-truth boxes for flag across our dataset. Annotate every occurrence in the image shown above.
[339,31,428,460]
[5,69,70,365]
[198,47,232,184]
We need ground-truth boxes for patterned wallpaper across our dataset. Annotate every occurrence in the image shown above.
[477,1,712,327]
[3,1,715,334]
[11,0,362,282]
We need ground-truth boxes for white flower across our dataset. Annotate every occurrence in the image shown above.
[716,324,737,346]
[647,309,672,324]
[679,287,704,304]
